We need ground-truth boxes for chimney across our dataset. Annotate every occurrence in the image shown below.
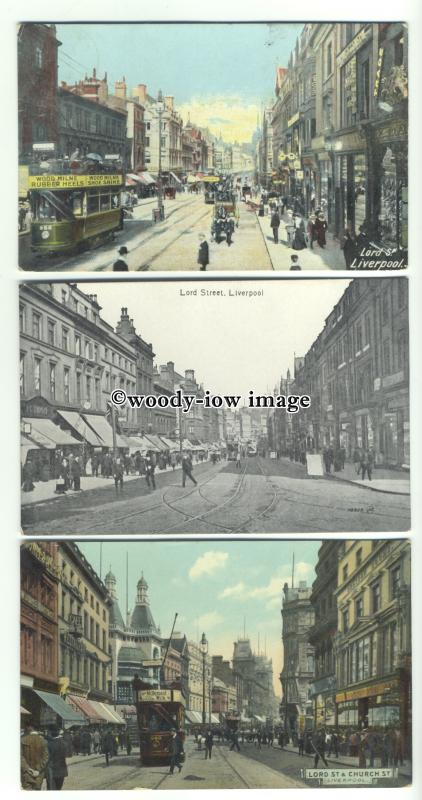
[164,95,174,111]
[115,77,127,99]
[133,83,147,103]
[185,369,195,382]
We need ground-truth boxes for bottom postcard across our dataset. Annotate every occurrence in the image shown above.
[20,537,411,789]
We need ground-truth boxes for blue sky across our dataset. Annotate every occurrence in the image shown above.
[56,23,303,142]
[79,539,321,694]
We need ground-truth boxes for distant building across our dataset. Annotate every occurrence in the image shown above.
[18,24,61,159]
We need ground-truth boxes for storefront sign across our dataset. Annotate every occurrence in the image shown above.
[138,689,183,703]
[336,679,397,703]
[22,397,53,418]
[287,112,300,128]
[374,121,407,144]
[337,26,372,68]
[28,173,124,190]
[374,48,385,97]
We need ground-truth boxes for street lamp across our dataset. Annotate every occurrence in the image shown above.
[200,632,208,726]
[156,90,165,219]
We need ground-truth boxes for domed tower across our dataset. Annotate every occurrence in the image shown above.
[130,573,158,633]
[104,568,125,630]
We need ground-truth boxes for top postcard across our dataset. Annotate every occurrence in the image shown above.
[18,22,408,272]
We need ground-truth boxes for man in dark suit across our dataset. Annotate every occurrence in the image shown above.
[197,234,209,271]
[113,245,129,271]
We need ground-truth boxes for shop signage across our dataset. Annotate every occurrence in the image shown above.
[374,48,385,97]
[287,112,300,128]
[28,173,123,190]
[32,142,55,151]
[336,679,397,703]
[296,170,304,180]
[293,159,301,170]
[278,151,287,162]
[374,120,407,144]
[344,57,357,113]
[339,541,397,592]
[337,26,372,68]
[138,689,183,703]
[22,397,53,418]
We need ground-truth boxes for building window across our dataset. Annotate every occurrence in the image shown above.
[34,46,43,69]
[32,312,41,340]
[355,596,363,619]
[391,564,401,599]
[86,375,91,403]
[62,327,69,351]
[49,363,56,399]
[75,335,81,356]
[356,548,363,568]
[326,42,333,77]
[383,339,391,375]
[342,608,349,633]
[47,319,55,346]
[76,372,82,403]
[20,352,25,395]
[34,357,42,392]
[343,563,349,581]
[19,305,26,332]
[64,367,70,402]
[372,582,381,613]
[364,313,371,346]
[356,321,362,352]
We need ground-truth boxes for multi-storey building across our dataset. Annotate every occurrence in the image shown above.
[152,365,177,438]
[270,278,409,468]
[58,543,112,703]
[186,640,212,718]
[258,108,274,187]
[280,582,315,734]
[112,78,146,171]
[232,638,277,719]
[106,570,163,705]
[115,307,155,435]
[133,84,183,179]
[19,284,139,479]
[18,24,61,159]
[334,540,411,753]
[268,23,408,245]
[58,82,128,164]
[308,542,341,729]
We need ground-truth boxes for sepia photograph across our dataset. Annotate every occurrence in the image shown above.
[20,537,412,789]
[19,277,410,535]
[18,22,408,272]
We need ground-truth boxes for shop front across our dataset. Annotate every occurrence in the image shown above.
[310,675,337,729]
[336,674,409,746]
[21,397,82,481]
[335,145,368,238]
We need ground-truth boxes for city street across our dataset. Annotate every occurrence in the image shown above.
[22,456,410,535]
[19,194,345,272]
[61,740,305,790]
[58,739,410,790]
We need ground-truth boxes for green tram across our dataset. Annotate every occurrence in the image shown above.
[28,157,125,255]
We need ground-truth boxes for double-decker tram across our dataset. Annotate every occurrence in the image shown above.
[28,155,125,255]
[133,677,185,766]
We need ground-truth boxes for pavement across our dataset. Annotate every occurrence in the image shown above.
[255,207,345,270]
[325,460,410,495]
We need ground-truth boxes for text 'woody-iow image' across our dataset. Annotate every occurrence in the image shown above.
[20,277,410,535]
[18,22,407,272]
[20,538,412,790]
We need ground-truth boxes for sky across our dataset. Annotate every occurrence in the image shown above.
[79,538,321,695]
[55,23,303,142]
[80,278,351,398]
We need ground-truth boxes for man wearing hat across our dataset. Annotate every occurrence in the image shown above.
[113,246,129,271]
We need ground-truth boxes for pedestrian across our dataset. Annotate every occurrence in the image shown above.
[113,457,124,492]
[22,459,35,492]
[360,449,374,481]
[235,450,241,469]
[46,727,68,791]
[307,215,316,249]
[340,229,357,268]
[197,233,209,271]
[92,729,101,754]
[21,723,49,790]
[125,732,132,756]
[145,453,156,490]
[91,454,99,478]
[169,730,184,774]
[71,456,82,491]
[103,730,115,766]
[81,729,91,756]
[226,216,235,246]
[289,255,302,270]
[229,730,240,752]
[60,458,70,491]
[355,224,369,251]
[312,728,328,767]
[181,452,197,487]
[113,245,129,271]
[328,730,339,758]
[323,446,333,474]
[292,223,307,250]
[270,209,280,243]
[204,729,213,759]
[314,213,328,248]
[298,732,305,756]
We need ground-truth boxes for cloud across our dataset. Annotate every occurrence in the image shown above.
[189,550,229,580]
[195,611,224,630]
[178,95,259,143]
[218,561,315,603]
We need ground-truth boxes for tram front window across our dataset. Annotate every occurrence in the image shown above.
[35,197,57,221]
[145,709,177,732]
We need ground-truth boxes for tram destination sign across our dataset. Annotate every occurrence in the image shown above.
[28,174,124,190]
[138,689,183,703]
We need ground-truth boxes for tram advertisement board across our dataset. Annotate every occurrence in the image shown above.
[28,174,124,190]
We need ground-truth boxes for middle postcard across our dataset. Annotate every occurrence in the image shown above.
[19,277,410,535]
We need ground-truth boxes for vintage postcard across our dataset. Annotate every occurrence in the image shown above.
[18,22,408,272]
[19,277,410,535]
[20,537,411,789]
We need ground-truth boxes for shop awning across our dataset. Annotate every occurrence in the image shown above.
[143,434,167,452]
[20,705,31,715]
[33,690,85,725]
[187,174,199,184]
[185,710,204,724]
[137,171,156,185]
[22,418,80,448]
[89,701,125,725]
[170,172,182,185]
[67,694,104,724]
[56,410,103,447]
[158,436,179,451]
[117,704,137,716]
[126,173,142,182]
[210,714,220,725]
[21,434,40,462]
[253,715,266,723]
[81,414,126,449]
[181,439,194,450]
